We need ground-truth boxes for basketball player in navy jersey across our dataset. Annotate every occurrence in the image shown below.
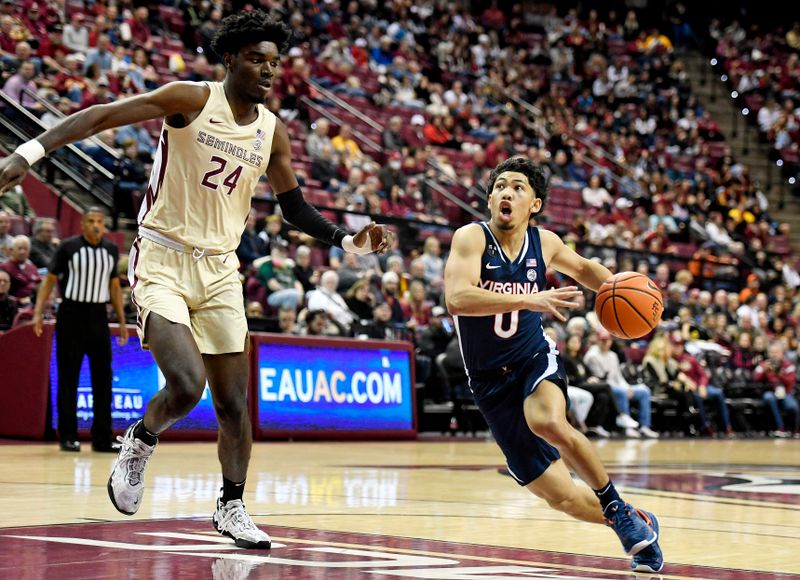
[445,157,663,573]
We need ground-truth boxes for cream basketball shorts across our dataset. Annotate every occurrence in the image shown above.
[128,229,247,354]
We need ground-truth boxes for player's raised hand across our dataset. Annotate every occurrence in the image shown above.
[525,286,582,322]
[351,222,394,255]
[0,154,31,194]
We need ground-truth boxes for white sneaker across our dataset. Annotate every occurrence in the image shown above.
[107,421,156,515]
[625,427,642,438]
[640,426,660,439]
[616,414,639,429]
[213,497,271,549]
[591,425,611,438]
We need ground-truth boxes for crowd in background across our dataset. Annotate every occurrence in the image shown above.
[1,0,799,437]
[710,16,800,175]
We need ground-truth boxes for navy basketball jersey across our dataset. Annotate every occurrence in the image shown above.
[454,222,558,375]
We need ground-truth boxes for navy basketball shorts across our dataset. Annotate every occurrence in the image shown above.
[470,351,570,486]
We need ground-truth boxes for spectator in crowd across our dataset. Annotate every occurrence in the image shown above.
[422,115,453,147]
[115,123,156,160]
[112,141,147,229]
[561,334,614,438]
[360,301,399,340]
[731,331,760,371]
[0,269,18,331]
[277,306,300,335]
[302,308,342,337]
[257,242,304,312]
[259,214,289,252]
[79,76,115,110]
[0,235,41,304]
[28,217,58,269]
[331,124,363,167]
[310,144,340,190]
[401,279,433,329]
[307,270,354,332]
[385,254,410,296]
[419,236,444,288]
[584,329,658,438]
[306,118,332,161]
[336,251,367,291]
[582,175,613,210]
[236,210,268,271]
[0,210,12,261]
[0,184,35,218]
[754,342,799,438]
[382,116,407,152]
[244,301,272,333]
[345,278,374,322]
[380,271,406,323]
[128,7,153,50]
[83,34,113,74]
[415,305,454,400]
[3,60,41,112]
[292,245,319,294]
[63,12,89,53]
[739,273,761,304]
[343,194,371,232]
[668,333,734,436]
[567,383,595,436]
[377,151,407,194]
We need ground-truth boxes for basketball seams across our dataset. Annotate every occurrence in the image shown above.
[611,286,664,305]
[608,273,641,285]
[614,294,657,328]
[610,276,630,338]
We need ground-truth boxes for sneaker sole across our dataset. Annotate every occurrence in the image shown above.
[212,515,271,549]
[632,559,665,573]
[106,474,138,516]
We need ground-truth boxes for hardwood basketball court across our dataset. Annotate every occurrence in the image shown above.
[0,438,797,578]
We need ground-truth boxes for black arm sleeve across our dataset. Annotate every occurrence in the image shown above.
[276,186,348,248]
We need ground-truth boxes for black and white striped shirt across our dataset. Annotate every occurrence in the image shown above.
[50,236,119,303]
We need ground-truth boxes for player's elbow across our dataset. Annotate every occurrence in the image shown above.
[445,289,466,315]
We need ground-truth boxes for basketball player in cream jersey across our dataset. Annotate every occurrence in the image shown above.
[0,11,391,548]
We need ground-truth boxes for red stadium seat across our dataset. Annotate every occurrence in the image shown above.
[8,216,29,236]
[623,346,645,366]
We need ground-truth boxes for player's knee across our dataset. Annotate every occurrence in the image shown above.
[214,393,248,426]
[164,369,205,415]
[530,415,570,446]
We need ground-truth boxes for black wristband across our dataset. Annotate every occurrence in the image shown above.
[276,186,348,247]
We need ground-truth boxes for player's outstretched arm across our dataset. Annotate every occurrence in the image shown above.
[268,119,391,254]
[540,228,613,292]
[445,224,582,320]
[0,82,210,193]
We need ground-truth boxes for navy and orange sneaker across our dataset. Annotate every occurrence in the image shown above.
[604,500,657,555]
[632,509,664,573]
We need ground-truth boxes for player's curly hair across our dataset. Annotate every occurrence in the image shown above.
[211,10,291,59]
[487,156,549,214]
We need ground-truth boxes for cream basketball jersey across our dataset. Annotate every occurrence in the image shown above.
[138,81,277,252]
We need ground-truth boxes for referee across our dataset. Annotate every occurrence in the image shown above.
[33,207,128,452]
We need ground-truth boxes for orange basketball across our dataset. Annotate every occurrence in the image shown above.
[595,272,664,339]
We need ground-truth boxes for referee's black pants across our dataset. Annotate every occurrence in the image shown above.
[56,301,112,444]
